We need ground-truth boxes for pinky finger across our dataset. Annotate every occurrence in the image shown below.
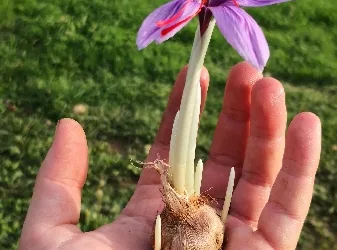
[255,112,321,250]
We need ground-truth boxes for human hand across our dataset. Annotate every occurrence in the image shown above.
[19,62,321,250]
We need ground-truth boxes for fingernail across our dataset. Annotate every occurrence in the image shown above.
[45,120,62,164]
[51,120,62,148]
[55,120,61,134]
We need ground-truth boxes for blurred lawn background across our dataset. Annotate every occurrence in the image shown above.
[0,0,336,249]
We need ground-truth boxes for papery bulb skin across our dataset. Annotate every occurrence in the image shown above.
[151,162,224,250]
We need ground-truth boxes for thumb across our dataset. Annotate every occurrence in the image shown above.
[20,119,88,248]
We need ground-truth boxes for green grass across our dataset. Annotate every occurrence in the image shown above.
[0,0,336,249]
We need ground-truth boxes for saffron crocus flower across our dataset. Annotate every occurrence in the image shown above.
[137,0,289,70]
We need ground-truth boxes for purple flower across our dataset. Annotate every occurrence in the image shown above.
[137,0,289,70]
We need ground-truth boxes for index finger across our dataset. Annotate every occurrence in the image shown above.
[201,62,261,199]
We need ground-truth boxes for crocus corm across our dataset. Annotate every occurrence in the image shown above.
[137,0,289,70]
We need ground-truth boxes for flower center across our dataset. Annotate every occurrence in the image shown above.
[157,0,239,36]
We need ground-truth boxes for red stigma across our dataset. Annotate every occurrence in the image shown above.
[161,16,194,36]
[156,0,192,27]
[159,0,207,37]
[232,0,239,7]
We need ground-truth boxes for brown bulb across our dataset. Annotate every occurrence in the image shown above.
[151,162,224,250]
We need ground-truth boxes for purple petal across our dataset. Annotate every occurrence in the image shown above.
[136,0,200,50]
[209,5,269,70]
[155,2,201,44]
[237,0,291,7]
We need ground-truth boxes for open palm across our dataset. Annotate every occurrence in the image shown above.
[19,62,321,250]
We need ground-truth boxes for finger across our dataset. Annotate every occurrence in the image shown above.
[20,119,88,246]
[202,62,262,198]
[256,113,321,250]
[139,65,210,185]
[230,78,287,227]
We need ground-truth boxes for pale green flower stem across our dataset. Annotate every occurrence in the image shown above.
[168,18,235,217]
[169,19,216,196]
